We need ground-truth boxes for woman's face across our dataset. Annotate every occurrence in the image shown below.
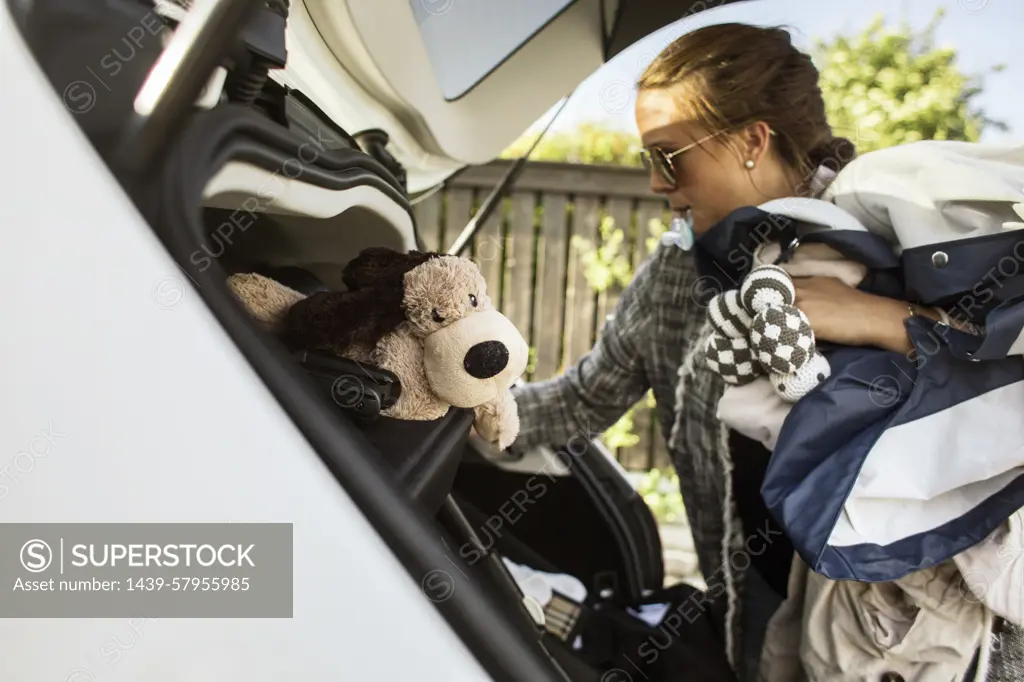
[635,88,789,236]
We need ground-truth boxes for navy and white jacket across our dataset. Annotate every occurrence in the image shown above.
[691,140,1024,584]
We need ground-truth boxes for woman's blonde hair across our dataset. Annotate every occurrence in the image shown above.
[637,23,856,183]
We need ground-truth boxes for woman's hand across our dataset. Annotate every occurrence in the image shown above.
[791,276,928,354]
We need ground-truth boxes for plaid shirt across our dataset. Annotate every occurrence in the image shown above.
[511,240,1024,682]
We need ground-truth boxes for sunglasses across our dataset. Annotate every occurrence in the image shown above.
[639,129,727,188]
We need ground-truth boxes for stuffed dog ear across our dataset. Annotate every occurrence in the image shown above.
[285,286,407,355]
[342,247,442,291]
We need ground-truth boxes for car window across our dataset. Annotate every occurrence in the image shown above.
[410,0,576,101]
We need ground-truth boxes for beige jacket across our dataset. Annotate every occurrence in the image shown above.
[756,456,1024,682]
[759,554,989,682]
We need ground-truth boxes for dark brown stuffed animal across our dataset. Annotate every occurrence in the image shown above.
[227,248,527,450]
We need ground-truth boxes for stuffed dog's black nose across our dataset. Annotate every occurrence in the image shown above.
[464,341,509,379]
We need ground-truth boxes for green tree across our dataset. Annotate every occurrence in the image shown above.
[813,8,1006,153]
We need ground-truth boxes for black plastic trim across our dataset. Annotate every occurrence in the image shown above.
[602,0,622,58]
[603,0,751,60]
[227,138,411,209]
[283,84,362,152]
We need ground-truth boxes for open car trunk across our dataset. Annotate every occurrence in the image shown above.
[7,0,745,680]
[279,0,750,192]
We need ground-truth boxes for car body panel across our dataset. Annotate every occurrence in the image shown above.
[2,0,757,678]
[0,8,490,680]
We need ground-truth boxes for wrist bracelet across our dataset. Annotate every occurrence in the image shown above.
[907,303,985,336]
[933,306,985,336]
[931,306,951,327]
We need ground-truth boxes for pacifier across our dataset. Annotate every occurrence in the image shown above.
[661,209,695,251]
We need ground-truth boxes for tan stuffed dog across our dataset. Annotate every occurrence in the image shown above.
[227,247,527,450]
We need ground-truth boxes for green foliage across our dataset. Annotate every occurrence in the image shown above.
[814,9,1007,152]
[572,214,669,298]
[635,467,687,526]
[644,216,669,255]
[501,122,644,166]
[600,406,641,450]
[572,214,634,294]
[599,391,657,462]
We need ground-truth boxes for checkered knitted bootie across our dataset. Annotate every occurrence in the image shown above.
[704,264,831,402]
[703,289,761,385]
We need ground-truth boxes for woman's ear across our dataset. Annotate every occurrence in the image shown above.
[737,121,775,166]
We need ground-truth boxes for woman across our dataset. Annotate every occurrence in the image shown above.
[508,23,1018,682]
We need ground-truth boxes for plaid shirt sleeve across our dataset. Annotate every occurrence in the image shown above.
[510,256,657,452]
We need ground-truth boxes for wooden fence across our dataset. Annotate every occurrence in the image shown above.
[411,159,674,471]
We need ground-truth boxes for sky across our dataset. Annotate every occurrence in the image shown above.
[528,0,1023,144]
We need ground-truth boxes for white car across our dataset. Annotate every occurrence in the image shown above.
[1,1,742,680]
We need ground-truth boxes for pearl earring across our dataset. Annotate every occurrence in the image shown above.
[745,159,755,169]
